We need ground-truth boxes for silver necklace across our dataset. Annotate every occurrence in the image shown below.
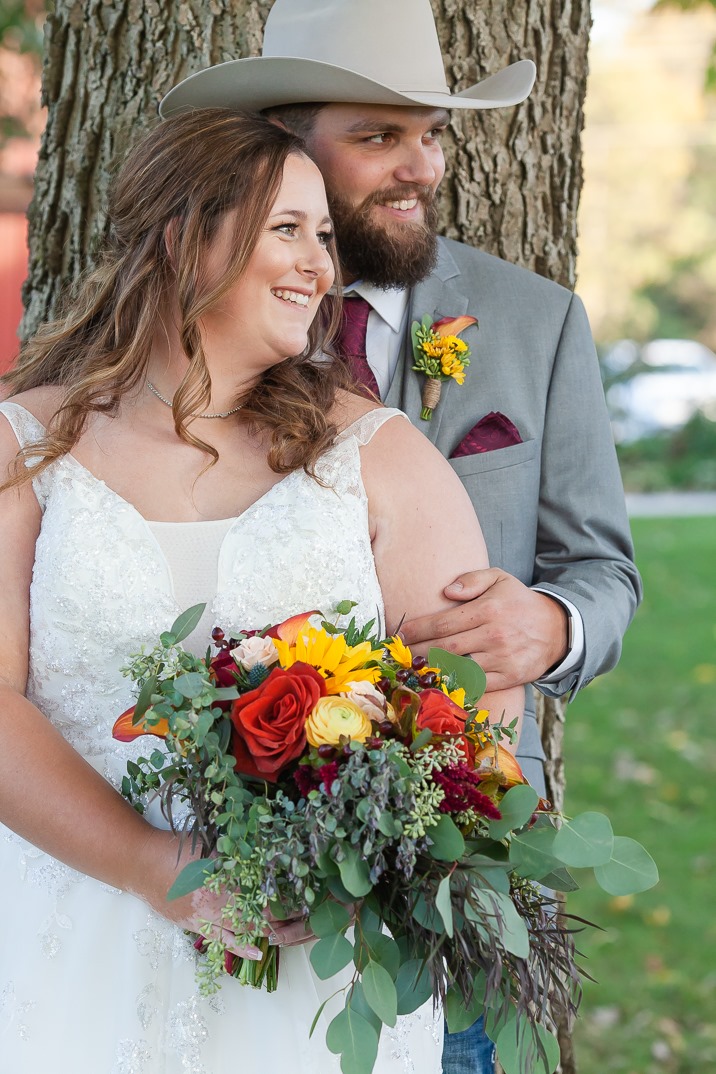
[147,381,243,419]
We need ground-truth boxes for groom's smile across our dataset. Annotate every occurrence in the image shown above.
[304,103,448,286]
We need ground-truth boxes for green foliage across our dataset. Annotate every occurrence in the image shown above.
[565,517,715,1072]
[617,413,716,492]
[427,647,487,704]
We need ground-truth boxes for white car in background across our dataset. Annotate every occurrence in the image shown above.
[604,339,716,443]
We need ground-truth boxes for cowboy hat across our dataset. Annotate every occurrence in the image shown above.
[160,0,536,117]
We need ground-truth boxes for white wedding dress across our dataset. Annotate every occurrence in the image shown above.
[0,401,442,1074]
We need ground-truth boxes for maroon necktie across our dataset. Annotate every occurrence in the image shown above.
[336,295,381,398]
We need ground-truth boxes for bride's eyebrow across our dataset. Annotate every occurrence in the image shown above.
[270,209,333,226]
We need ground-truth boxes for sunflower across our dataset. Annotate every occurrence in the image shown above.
[273,626,382,694]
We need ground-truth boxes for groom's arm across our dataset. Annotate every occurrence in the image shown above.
[402,293,642,696]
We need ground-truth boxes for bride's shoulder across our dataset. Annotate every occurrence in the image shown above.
[330,389,383,432]
[1,386,65,427]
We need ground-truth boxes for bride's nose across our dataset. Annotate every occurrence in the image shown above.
[297,241,333,282]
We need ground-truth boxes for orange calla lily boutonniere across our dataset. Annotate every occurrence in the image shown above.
[411,313,477,420]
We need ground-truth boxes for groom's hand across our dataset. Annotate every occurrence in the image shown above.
[400,568,569,692]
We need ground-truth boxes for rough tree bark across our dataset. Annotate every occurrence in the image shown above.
[23,2,590,1069]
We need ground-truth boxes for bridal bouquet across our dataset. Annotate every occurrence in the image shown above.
[114,603,657,1074]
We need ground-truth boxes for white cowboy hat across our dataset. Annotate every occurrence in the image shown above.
[160,0,536,117]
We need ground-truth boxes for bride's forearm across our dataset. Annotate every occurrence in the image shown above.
[480,684,525,743]
[0,684,167,897]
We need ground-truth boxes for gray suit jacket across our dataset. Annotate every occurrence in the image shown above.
[382,238,642,791]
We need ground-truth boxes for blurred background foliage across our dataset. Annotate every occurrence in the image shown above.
[580,0,716,489]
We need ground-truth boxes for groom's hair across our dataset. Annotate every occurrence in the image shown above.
[263,103,326,139]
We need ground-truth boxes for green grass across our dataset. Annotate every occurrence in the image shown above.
[564,516,716,1073]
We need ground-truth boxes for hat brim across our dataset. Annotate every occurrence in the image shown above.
[159,57,536,117]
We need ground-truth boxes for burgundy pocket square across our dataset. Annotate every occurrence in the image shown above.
[450,411,523,458]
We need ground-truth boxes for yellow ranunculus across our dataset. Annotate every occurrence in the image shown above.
[305,697,372,747]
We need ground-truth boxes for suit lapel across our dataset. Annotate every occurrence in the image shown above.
[384,241,471,447]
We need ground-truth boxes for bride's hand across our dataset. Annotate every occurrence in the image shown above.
[129,827,264,960]
[262,906,316,948]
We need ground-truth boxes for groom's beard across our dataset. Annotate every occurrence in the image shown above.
[328,186,439,290]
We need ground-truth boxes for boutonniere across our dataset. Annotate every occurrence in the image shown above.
[411,314,478,420]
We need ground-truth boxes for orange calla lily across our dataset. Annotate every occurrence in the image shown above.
[112,705,170,743]
[432,315,478,338]
[265,610,319,645]
[473,742,526,787]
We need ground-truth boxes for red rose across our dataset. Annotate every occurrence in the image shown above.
[230,661,326,781]
[210,648,239,688]
[416,689,472,762]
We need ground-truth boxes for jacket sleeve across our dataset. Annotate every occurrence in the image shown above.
[530,292,642,699]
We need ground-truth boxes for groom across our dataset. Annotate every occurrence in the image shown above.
[161,1,641,1069]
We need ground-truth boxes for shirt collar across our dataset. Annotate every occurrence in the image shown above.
[342,282,409,334]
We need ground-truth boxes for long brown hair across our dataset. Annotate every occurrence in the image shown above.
[2,109,349,487]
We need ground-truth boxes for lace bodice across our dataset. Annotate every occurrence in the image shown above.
[0,401,403,789]
[0,400,442,1074]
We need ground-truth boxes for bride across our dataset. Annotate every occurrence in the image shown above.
[0,109,523,1072]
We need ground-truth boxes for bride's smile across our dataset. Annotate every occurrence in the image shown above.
[197,152,336,388]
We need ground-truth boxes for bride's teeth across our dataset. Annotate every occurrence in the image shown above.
[272,289,310,306]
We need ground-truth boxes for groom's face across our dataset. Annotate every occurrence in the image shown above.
[303,104,448,287]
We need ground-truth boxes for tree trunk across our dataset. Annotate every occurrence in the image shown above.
[24,1,590,1068]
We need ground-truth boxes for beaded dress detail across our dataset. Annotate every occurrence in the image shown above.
[0,401,442,1074]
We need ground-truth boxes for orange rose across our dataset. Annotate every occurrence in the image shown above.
[229,661,326,781]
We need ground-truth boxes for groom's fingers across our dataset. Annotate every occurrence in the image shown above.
[401,572,569,688]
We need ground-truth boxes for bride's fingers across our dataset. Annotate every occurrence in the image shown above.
[267,918,315,947]
[198,920,264,961]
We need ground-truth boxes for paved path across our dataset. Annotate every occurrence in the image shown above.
[626,491,716,517]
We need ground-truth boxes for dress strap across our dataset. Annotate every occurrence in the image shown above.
[0,400,47,452]
[336,407,408,448]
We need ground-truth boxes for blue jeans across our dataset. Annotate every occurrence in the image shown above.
[442,1017,495,1074]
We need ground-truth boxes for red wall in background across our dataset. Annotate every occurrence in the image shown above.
[0,212,27,375]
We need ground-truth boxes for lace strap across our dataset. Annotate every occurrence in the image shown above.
[337,407,408,448]
[0,401,47,452]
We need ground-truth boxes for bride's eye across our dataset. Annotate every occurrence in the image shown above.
[273,222,298,236]
[317,230,334,247]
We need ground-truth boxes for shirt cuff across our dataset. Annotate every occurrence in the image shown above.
[531,588,585,685]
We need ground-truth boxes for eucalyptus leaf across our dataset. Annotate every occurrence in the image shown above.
[552,812,614,868]
[354,931,401,979]
[310,899,352,939]
[496,1014,560,1074]
[134,675,158,720]
[509,825,562,880]
[411,893,443,934]
[427,815,466,862]
[310,933,355,980]
[327,875,356,903]
[326,1007,380,1074]
[395,959,433,1015]
[362,960,398,1027]
[166,858,215,901]
[594,836,659,895]
[427,647,486,704]
[173,672,207,700]
[170,603,207,644]
[475,890,530,959]
[338,845,373,897]
[487,784,539,840]
[435,874,454,938]
[537,867,579,893]
[348,981,382,1033]
[444,976,487,1033]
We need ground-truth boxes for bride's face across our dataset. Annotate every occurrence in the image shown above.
[200,153,335,371]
